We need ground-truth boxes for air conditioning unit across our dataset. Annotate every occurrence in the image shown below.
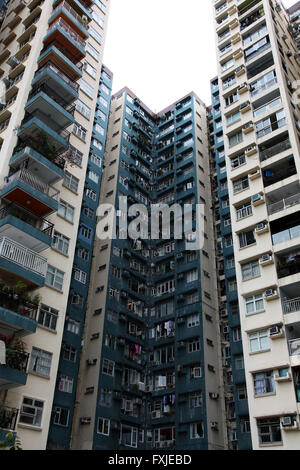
[86,359,97,366]
[209,393,219,400]
[255,222,269,234]
[152,411,161,419]
[249,169,261,180]
[245,145,257,156]
[138,382,145,392]
[265,289,278,300]
[269,325,284,337]
[80,417,91,424]
[260,253,273,266]
[282,34,288,40]
[146,385,153,393]
[281,416,298,430]
[252,193,264,206]
[211,421,218,430]
[286,50,293,57]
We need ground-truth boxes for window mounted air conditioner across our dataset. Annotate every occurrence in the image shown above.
[209,393,219,400]
[255,222,269,234]
[281,416,298,429]
[211,421,218,429]
[260,253,273,265]
[152,411,161,419]
[265,289,279,300]
[269,325,284,337]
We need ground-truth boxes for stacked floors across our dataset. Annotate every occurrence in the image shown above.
[213,0,300,449]
[71,88,227,450]
[0,0,110,449]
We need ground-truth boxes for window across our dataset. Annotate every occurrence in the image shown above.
[242,260,260,281]
[231,153,246,169]
[38,304,58,331]
[64,171,79,193]
[80,226,92,239]
[89,25,102,44]
[190,365,202,379]
[62,344,76,362]
[71,293,84,307]
[229,130,243,147]
[92,138,103,150]
[190,422,204,439]
[189,392,202,408]
[239,230,256,248]
[90,154,102,167]
[236,201,252,220]
[249,330,269,353]
[46,265,64,291]
[235,355,244,370]
[52,231,70,255]
[253,371,275,396]
[240,417,251,434]
[92,10,104,27]
[245,293,264,315]
[58,199,75,222]
[74,268,87,284]
[54,407,69,427]
[233,176,249,194]
[257,418,282,445]
[225,91,238,107]
[59,375,73,393]
[102,359,115,376]
[232,327,241,342]
[84,61,97,79]
[100,388,112,406]
[76,99,91,119]
[66,318,80,335]
[186,269,198,283]
[99,96,108,108]
[95,123,105,136]
[237,384,247,400]
[188,338,200,353]
[19,397,44,427]
[97,418,110,436]
[226,110,241,126]
[87,43,99,59]
[29,348,52,377]
[86,188,97,201]
[78,246,89,261]
[187,313,200,328]
[80,79,94,98]
[120,424,138,448]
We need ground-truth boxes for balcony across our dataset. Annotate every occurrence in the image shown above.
[0,406,18,441]
[283,298,300,315]
[259,136,291,163]
[262,159,296,188]
[17,114,69,158]
[38,43,83,81]
[49,1,90,39]
[0,202,53,253]
[0,339,29,389]
[32,62,79,105]
[43,17,86,62]
[0,236,47,287]
[277,251,300,279]
[10,146,64,185]
[53,0,93,20]
[26,83,75,130]
[0,284,38,337]
[289,338,300,356]
[0,168,59,216]
[267,193,300,217]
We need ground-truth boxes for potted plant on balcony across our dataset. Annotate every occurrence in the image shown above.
[13,281,27,300]
[6,337,27,372]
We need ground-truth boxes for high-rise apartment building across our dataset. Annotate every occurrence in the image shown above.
[0,0,110,450]
[209,78,252,450]
[70,88,228,450]
[213,0,300,449]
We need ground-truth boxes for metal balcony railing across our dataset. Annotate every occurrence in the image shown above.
[4,168,60,201]
[0,202,54,237]
[34,61,79,92]
[0,236,48,277]
[267,193,300,216]
[283,297,300,315]
[0,287,38,321]
[0,406,19,431]
[288,338,300,356]
[47,17,86,50]
[52,1,89,28]
[259,138,291,162]
[28,83,76,115]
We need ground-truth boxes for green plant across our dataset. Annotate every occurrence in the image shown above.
[2,285,10,293]
[14,281,27,295]
[32,294,42,305]
[0,432,22,450]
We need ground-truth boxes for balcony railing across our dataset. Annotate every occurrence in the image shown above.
[0,286,38,321]
[272,224,300,245]
[52,1,89,28]
[259,138,291,162]
[34,61,79,92]
[0,406,18,431]
[5,348,29,372]
[4,168,60,201]
[288,338,300,356]
[47,17,86,50]
[0,202,54,237]
[28,83,76,115]
[267,193,300,216]
[283,297,300,315]
[0,236,48,277]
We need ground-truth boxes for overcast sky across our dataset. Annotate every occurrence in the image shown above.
[103,0,297,111]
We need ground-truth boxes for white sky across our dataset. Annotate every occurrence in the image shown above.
[103,0,297,111]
